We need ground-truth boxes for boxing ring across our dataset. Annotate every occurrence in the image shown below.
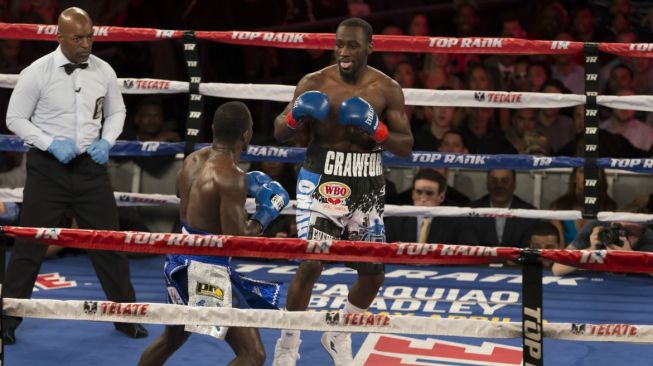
[1,21,653,366]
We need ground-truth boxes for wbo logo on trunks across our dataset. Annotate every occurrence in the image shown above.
[318,181,351,205]
[196,282,225,300]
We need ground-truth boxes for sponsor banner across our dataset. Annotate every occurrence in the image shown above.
[119,78,187,94]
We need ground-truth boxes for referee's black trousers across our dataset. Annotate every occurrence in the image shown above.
[4,149,136,328]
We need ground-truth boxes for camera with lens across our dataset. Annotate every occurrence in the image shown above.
[596,223,627,249]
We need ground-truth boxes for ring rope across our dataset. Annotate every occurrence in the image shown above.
[1,135,652,174]
[2,226,653,273]
[2,75,653,111]
[2,23,653,59]
[1,188,652,222]
[3,298,651,343]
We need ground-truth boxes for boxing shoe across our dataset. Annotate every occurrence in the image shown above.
[272,338,301,366]
[321,331,353,365]
[3,324,16,345]
[114,322,149,338]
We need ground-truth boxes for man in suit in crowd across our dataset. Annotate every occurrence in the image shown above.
[385,169,472,244]
[467,169,538,247]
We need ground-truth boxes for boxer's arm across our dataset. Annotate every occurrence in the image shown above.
[380,79,413,158]
[219,174,263,236]
[274,73,321,142]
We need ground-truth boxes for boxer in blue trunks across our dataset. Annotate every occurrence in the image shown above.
[271,17,413,366]
[138,101,289,366]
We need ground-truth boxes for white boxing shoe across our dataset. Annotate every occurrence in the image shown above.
[272,338,301,366]
[321,332,353,365]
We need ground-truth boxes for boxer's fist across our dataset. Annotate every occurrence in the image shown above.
[253,181,289,231]
[285,91,330,129]
[339,96,388,142]
[246,171,272,197]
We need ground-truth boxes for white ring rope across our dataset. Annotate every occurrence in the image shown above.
[1,75,652,110]
[4,298,652,343]
[1,188,652,222]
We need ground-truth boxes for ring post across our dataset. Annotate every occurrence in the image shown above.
[583,43,600,219]
[182,30,204,158]
[521,248,543,366]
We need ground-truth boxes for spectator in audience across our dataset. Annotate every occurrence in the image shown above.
[551,33,585,94]
[392,61,429,132]
[604,63,634,95]
[404,12,430,68]
[485,14,527,92]
[536,80,576,154]
[459,107,497,153]
[126,97,181,142]
[527,61,550,92]
[464,63,494,91]
[600,88,653,152]
[571,4,605,42]
[531,1,569,40]
[478,108,539,154]
[449,2,481,74]
[118,97,181,177]
[552,218,653,276]
[558,105,648,158]
[386,130,471,206]
[421,53,462,90]
[629,56,653,96]
[373,24,408,76]
[467,169,538,247]
[549,167,617,245]
[510,57,531,93]
[598,30,636,92]
[529,221,563,268]
[385,169,472,244]
[413,102,456,152]
[407,12,430,37]
[437,130,471,206]
[603,0,635,39]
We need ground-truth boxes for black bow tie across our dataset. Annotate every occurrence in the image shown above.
[63,63,88,75]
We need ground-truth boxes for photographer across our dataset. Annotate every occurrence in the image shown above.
[552,220,653,276]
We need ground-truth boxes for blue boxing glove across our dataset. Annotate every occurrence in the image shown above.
[285,91,330,129]
[47,138,78,164]
[253,181,290,231]
[338,96,389,142]
[246,171,272,197]
[87,139,111,164]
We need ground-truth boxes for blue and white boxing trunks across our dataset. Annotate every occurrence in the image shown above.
[296,144,386,274]
[164,222,281,338]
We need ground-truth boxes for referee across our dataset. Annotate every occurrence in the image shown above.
[3,7,147,344]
